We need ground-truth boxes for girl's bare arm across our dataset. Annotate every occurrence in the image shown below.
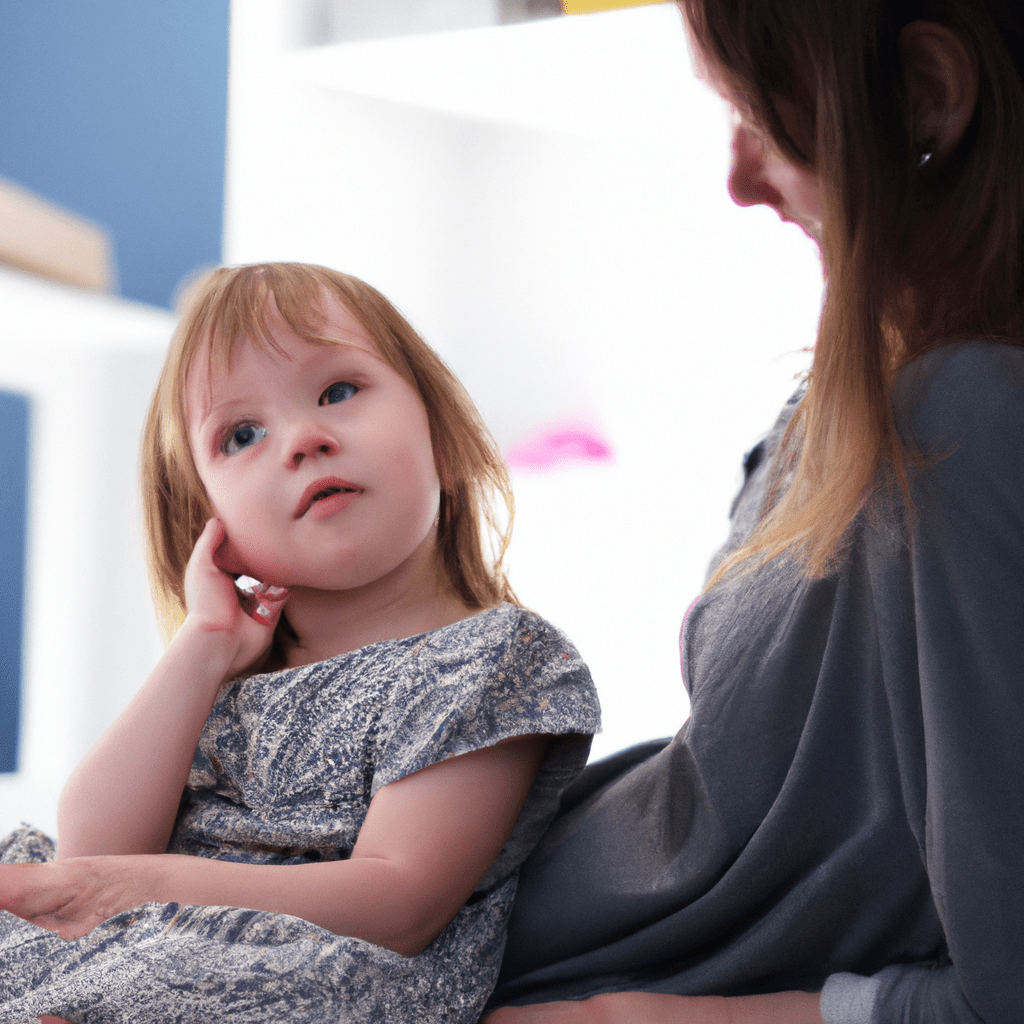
[7,734,548,955]
[57,519,284,859]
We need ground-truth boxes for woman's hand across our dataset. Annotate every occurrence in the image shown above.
[483,990,824,1024]
[0,857,156,941]
[184,518,288,679]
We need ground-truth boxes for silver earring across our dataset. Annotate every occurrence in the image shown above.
[918,149,933,167]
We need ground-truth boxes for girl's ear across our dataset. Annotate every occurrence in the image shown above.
[899,21,979,160]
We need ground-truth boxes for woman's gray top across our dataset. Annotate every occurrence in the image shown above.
[491,343,1024,1024]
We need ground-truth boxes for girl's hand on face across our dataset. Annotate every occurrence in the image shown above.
[0,858,154,941]
[183,518,288,677]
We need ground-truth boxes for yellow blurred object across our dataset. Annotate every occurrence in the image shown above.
[562,0,668,12]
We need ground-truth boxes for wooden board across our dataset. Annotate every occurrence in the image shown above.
[0,177,115,293]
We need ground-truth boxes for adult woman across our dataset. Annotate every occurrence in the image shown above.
[485,1,1024,1021]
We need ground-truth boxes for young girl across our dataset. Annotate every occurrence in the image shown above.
[0,262,600,1024]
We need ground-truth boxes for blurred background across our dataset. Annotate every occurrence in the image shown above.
[0,0,822,835]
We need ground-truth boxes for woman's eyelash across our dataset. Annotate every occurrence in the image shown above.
[220,422,267,455]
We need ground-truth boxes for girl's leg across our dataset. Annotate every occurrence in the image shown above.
[1,901,386,1024]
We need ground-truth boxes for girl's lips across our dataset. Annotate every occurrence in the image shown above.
[308,489,361,520]
[294,477,362,518]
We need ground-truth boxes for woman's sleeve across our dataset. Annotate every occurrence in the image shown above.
[826,344,1024,1024]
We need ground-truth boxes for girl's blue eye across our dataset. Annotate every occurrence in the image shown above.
[321,381,359,405]
[222,423,267,455]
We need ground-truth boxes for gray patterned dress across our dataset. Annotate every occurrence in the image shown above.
[0,603,600,1024]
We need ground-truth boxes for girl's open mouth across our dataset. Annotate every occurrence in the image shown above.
[295,477,361,518]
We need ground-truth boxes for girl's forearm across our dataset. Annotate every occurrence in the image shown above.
[32,739,543,950]
[57,622,234,859]
[137,853,447,955]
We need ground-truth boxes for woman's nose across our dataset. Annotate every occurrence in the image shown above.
[287,422,340,467]
[727,122,785,210]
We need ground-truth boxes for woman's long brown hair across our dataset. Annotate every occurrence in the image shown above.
[681,0,1024,582]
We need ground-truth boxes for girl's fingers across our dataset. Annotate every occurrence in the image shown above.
[0,864,73,923]
[251,594,288,627]
[194,517,226,561]
[186,520,288,664]
[210,527,248,577]
[185,519,230,589]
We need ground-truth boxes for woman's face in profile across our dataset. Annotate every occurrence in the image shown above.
[684,15,823,246]
[723,107,823,246]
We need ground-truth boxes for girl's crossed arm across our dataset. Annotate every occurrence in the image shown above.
[3,731,548,955]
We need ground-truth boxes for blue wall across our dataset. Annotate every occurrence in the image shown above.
[0,1,230,308]
[0,392,29,773]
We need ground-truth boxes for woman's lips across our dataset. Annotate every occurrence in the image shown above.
[294,477,362,518]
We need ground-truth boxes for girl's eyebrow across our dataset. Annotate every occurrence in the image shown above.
[191,392,258,443]
[313,339,387,365]
[204,395,253,422]
[192,344,385,430]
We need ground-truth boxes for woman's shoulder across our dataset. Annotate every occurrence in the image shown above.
[890,341,1024,519]
[894,340,1024,447]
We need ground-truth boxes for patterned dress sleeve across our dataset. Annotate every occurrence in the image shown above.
[370,605,601,888]
[370,605,599,792]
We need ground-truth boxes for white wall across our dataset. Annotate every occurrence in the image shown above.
[0,3,827,846]
[0,268,175,835]
[227,0,824,759]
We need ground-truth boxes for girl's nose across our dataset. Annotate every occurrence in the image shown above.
[727,122,785,210]
[287,423,340,467]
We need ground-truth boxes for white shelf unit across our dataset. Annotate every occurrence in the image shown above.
[0,267,175,835]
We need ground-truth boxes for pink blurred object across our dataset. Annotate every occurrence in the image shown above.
[505,423,614,470]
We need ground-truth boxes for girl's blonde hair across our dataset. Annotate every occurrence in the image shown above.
[142,263,517,641]
[682,0,1024,585]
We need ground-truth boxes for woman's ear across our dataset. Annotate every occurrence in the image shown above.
[899,21,979,160]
